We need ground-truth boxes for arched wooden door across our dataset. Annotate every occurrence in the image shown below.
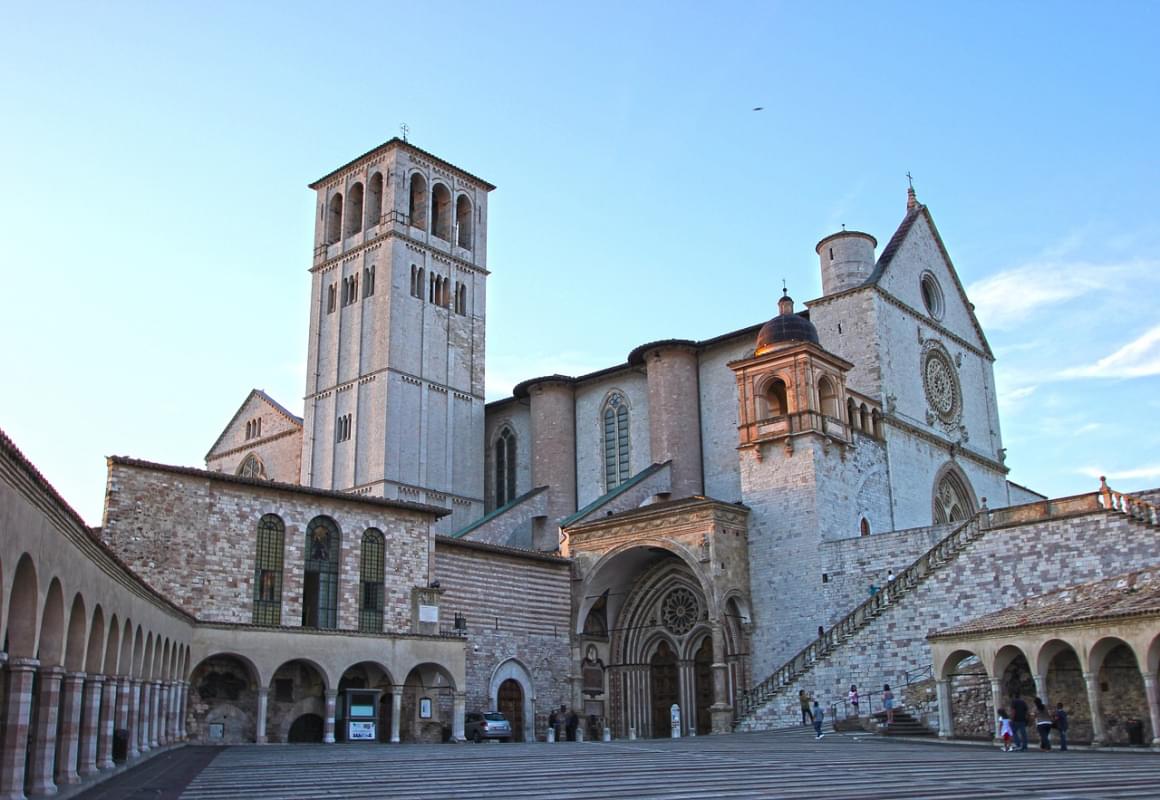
[498,679,524,741]
[650,641,678,738]
[694,637,713,735]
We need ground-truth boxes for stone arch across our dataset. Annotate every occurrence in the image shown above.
[161,639,170,680]
[270,658,329,743]
[860,403,871,432]
[755,373,790,418]
[132,626,145,678]
[7,553,39,658]
[118,619,134,676]
[189,653,261,744]
[37,576,65,666]
[645,635,680,738]
[325,192,343,244]
[366,171,383,227]
[141,633,153,680]
[1038,638,1088,741]
[63,593,88,672]
[938,648,992,739]
[345,181,364,237]
[84,606,106,673]
[1147,631,1160,675]
[488,658,534,742]
[932,462,976,524]
[817,375,839,418]
[993,643,1035,704]
[847,397,859,429]
[430,182,452,240]
[408,172,428,229]
[103,614,121,674]
[401,662,457,743]
[1089,635,1149,744]
[455,194,472,249]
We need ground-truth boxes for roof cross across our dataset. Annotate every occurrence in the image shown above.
[400,123,410,142]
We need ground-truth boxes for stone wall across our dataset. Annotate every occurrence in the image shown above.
[101,459,435,631]
[433,537,572,740]
[738,507,1160,730]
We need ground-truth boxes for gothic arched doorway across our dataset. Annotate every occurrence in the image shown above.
[694,637,713,735]
[497,679,524,742]
[650,641,678,738]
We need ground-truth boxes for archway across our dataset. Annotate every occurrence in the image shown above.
[943,650,991,739]
[401,663,456,744]
[650,641,678,738]
[1040,640,1089,743]
[337,661,394,743]
[498,680,523,742]
[269,660,327,745]
[188,654,259,743]
[1092,638,1149,745]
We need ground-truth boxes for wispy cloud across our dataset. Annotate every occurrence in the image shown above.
[1057,324,1160,379]
[1076,464,1160,481]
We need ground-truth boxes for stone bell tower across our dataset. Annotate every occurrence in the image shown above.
[301,138,494,532]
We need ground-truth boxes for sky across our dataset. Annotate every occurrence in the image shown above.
[2,1,1158,526]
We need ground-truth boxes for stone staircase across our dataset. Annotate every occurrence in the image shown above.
[735,514,986,724]
[873,710,935,737]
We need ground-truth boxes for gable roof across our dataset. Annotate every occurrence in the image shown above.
[862,203,994,359]
[205,389,303,461]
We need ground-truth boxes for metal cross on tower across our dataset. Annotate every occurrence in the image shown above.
[400,123,410,142]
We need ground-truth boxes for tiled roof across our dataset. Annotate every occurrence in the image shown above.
[931,568,1160,639]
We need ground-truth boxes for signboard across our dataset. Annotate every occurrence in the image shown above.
[348,721,376,741]
[419,604,439,623]
[350,703,374,717]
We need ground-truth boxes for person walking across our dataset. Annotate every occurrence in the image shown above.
[799,689,813,725]
[1054,702,1069,751]
[848,685,860,718]
[1034,697,1053,750]
[882,684,894,726]
[1010,694,1029,751]
[998,708,1014,752]
[812,699,825,740]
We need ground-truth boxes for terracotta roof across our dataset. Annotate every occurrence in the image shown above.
[931,568,1160,639]
[109,456,450,518]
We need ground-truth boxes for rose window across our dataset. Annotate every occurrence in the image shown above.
[661,587,699,635]
[921,343,962,425]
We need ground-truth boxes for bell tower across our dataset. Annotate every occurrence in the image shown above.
[301,138,494,532]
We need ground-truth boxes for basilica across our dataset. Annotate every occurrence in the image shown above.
[2,137,1158,799]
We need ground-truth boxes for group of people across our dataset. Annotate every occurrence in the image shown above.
[797,683,895,741]
[547,704,580,741]
[997,693,1069,752]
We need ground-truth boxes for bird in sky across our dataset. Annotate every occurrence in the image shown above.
[753,106,764,111]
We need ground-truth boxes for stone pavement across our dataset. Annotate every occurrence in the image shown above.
[74,728,1160,799]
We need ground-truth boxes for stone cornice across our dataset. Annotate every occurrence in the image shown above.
[308,366,484,404]
[884,414,1007,473]
[807,285,991,362]
[207,428,301,462]
[311,227,490,277]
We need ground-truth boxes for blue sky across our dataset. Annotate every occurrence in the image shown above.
[2,1,1158,525]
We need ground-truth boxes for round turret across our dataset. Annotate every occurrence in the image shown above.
[816,230,877,296]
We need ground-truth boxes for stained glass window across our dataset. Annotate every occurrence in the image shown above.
[603,393,630,491]
[359,529,385,633]
[253,514,284,625]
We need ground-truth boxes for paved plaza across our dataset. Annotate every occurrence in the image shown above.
[75,727,1160,800]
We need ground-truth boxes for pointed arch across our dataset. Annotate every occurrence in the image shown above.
[493,425,517,508]
[933,463,976,524]
[602,391,631,491]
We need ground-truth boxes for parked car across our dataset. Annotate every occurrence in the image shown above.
[464,711,512,743]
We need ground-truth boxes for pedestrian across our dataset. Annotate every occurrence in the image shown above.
[565,708,579,741]
[799,689,813,725]
[848,684,860,718]
[817,625,825,639]
[556,703,567,740]
[868,583,879,597]
[1034,697,1052,750]
[997,708,1013,752]
[812,699,825,740]
[1053,702,1069,751]
[882,683,894,726]
[1010,693,1029,751]
[548,707,558,737]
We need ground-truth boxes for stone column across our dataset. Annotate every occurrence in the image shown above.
[936,679,953,738]
[989,679,1003,742]
[168,683,180,742]
[27,665,65,796]
[1142,673,1160,748]
[1084,672,1105,746]
[390,687,402,744]
[178,682,189,740]
[97,677,117,769]
[452,692,466,742]
[55,672,86,786]
[115,677,131,737]
[77,675,104,777]
[0,658,39,800]
[149,681,161,749]
[156,682,170,746]
[709,622,732,735]
[126,680,141,759]
[137,682,152,753]
[255,688,269,744]
[323,690,338,744]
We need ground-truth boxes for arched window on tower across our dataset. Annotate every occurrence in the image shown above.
[761,378,788,419]
[303,516,340,629]
[366,172,383,228]
[495,427,517,507]
[345,182,364,237]
[325,193,343,245]
[253,514,285,625]
[603,393,631,491]
[456,282,467,315]
[456,194,473,249]
[860,404,871,432]
[431,183,452,240]
[859,517,871,537]
[933,468,975,524]
[818,376,839,419]
[408,173,428,229]
[358,528,385,633]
